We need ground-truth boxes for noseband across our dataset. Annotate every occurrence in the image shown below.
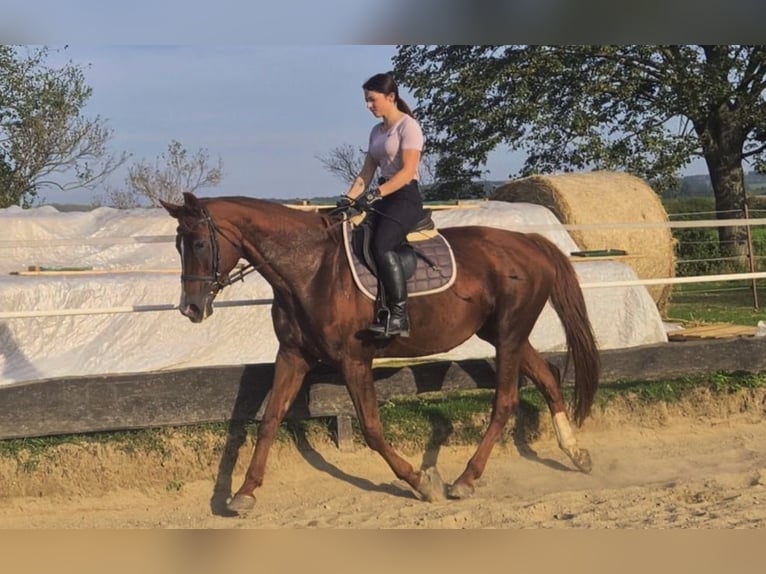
[177,205,254,293]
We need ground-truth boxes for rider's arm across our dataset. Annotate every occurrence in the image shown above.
[378,148,420,197]
[345,153,378,200]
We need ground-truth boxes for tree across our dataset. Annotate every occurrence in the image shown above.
[316,142,438,188]
[393,45,766,256]
[0,46,126,207]
[95,183,143,209]
[103,140,223,208]
[315,143,366,186]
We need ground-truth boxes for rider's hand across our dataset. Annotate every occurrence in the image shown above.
[336,196,354,210]
[355,187,382,211]
[334,195,358,217]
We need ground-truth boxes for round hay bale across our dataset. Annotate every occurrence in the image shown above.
[491,172,676,312]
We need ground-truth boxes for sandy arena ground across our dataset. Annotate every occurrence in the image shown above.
[1,388,764,529]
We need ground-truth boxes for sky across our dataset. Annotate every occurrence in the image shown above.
[6,2,759,207]
[41,45,404,204]
[31,43,712,206]
[38,45,531,205]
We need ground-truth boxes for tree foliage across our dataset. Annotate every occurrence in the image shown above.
[393,46,766,253]
[102,140,223,208]
[0,46,126,207]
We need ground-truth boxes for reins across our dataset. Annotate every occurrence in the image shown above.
[177,201,452,355]
[177,204,347,294]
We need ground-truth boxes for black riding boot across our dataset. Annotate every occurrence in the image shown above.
[368,250,410,338]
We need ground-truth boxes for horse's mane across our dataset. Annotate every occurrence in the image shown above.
[203,195,344,246]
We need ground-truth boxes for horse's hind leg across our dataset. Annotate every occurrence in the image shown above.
[520,343,592,473]
[341,358,445,502]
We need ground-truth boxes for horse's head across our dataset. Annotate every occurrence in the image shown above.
[160,192,242,323]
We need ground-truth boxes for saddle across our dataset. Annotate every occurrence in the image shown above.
[342,209,457,301]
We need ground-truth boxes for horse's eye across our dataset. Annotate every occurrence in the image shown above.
[193,239,206,251]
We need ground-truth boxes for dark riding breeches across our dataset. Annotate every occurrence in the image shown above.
[370,180,423,266]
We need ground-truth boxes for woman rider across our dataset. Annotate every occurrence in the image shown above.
[337,72,425,338]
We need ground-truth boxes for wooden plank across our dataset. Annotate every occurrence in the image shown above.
[334,415,355,452]
[593,336,766,380]
[568,253,646,263]
[289,202,481,213]
[3,337,766,441]
[0,364,282,439]
[570,249,627,257]
[668,323,758,341]
[569,255,633,263]
[710,326,757,337]
[28,265,93,272]
[11,268,180,276]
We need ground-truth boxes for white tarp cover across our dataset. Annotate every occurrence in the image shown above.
[0,201,667,385]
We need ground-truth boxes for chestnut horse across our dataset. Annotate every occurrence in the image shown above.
[161,192,599,514]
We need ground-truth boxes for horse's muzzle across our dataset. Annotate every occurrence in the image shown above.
[179,298,214,323]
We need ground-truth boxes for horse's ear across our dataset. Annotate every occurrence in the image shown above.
[180,192,205,218]
[182,192,200,208]
[159,198,182,218]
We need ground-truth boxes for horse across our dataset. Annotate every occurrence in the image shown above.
[160,192,599,514]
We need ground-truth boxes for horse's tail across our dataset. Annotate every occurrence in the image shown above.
[528,233,600,426]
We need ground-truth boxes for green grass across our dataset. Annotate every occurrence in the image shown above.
[1,372,764,468]
[0,417,336,473]
[358,371,766,449]
[667,281,766,324]
[594,371,766,404]
[377,390,494,447]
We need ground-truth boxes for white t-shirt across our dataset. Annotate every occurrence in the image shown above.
[368,115,424,181]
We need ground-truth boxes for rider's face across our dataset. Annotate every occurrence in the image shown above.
[364,90,396,118]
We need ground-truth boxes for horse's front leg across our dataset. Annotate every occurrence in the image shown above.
[228,346,311,513]
[448,343,522,499]
[341,358,445,502]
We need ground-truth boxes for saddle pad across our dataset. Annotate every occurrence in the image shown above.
[342,220,457,301]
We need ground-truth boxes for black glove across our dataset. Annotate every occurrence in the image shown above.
[336,196,354,210]
[334,195,358,217]
[355,187,382,211]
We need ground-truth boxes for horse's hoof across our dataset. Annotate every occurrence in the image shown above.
[417,466,445,502]
[227,493,256,514]
[446,481,474,500]
[571,448,593,474]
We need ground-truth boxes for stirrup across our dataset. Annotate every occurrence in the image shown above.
[367,307,391,337]
[367,307,410,338]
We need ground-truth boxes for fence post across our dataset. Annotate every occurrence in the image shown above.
[745,204,760,309]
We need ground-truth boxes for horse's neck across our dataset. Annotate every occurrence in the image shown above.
[235,203,339,292]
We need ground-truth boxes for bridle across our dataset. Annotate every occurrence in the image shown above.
[176,203,350,295]
[176,205,255,293]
